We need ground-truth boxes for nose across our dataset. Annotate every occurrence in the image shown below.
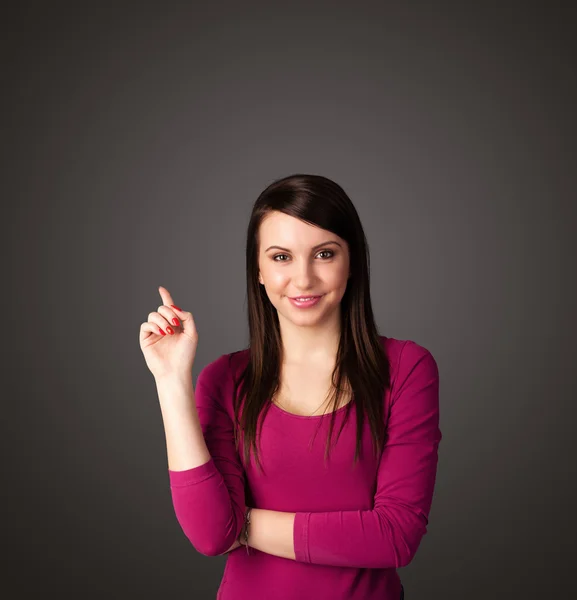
[292,258,317,289]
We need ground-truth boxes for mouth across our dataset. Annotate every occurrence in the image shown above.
[288,294,324,308]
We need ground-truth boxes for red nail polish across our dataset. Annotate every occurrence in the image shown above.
[159,328,166,336]
[166,326,174,334]
[171,304,182,311]
[172,318,180,326]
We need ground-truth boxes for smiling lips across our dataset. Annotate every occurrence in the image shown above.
[288,295,324,308]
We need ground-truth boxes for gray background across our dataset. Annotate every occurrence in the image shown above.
[4,1,576,598]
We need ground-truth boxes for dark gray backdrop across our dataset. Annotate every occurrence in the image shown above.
[4,1,576,599]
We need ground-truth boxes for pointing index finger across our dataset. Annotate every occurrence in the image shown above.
[158,285,175,307]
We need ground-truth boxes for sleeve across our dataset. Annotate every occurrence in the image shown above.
[293,341,442,568]
[167,355,247,557]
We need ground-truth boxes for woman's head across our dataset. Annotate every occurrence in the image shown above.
[257,210,350,326]
[246,173,372,342]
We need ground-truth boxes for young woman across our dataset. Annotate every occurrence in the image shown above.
[139,174,441,599]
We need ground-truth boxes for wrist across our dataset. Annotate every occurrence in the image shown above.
[240,507,253,551]
[155,373,192,388]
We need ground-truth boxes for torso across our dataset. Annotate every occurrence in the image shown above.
[271,361,353,417]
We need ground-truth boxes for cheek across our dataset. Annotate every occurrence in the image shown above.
[329,264,349,284]
[265,269,288,288]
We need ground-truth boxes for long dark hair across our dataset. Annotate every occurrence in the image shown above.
[232,174,390,474]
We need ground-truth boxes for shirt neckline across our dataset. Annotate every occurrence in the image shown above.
[269,399,352,419]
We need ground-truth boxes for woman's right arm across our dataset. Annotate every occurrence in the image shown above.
[140,287,246,556]
[163,356,248,558]
[157,373,246,556]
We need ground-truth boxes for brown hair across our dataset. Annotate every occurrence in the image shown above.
[232,173,390,474]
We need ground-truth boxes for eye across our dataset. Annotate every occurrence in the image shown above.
[272,249,335,262]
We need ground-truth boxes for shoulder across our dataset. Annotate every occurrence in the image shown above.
[195,347,250,396]
[195,352,230,384]
[193,349,248,414]
[379,335,439,397]
[379,334,434,361]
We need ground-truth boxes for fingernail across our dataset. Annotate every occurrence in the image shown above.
[166,326,174,334]
[171,304,182,311]
[172,318,180,326]
[159,328,166,336]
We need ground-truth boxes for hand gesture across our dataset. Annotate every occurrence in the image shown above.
[139,286,199,381]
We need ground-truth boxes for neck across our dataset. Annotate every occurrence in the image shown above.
[277,310,341,366]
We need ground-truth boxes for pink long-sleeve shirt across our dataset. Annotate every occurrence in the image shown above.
[168,335,442,600]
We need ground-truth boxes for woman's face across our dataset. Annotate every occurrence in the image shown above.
[257,211,351,327]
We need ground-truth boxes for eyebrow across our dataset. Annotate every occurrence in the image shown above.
[265,241,342,252]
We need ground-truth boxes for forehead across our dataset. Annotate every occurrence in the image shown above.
[259,212,330,245]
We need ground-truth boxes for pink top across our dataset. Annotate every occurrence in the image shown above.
[168,336,442,600]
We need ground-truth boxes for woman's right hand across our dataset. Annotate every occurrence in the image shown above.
[139,286,199,381]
